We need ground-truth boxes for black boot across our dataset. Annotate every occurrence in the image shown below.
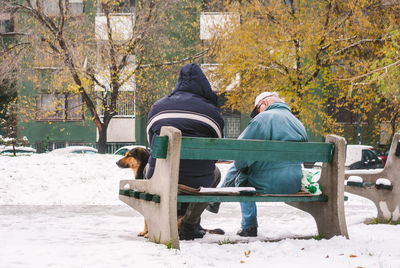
[237,227,258,237]
[206,202,220,214]
[179,222,206,240]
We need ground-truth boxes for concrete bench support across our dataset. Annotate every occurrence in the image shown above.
[345,133,400,221]
[289,135,349,239]
[120,127,182,249]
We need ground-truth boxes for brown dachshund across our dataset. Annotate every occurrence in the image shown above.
[116,146,151,237]
[116,146,210,238]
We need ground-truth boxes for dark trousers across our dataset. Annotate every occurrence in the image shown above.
[179,167,221,225]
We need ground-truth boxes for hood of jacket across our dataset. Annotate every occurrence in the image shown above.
[170,63,218,106]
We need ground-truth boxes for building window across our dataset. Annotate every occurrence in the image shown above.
[0,13,13,33]
[36,93,83,121]
[68,0,85,16]
[43,0,60,16]
[202,0,224,12]
[95,15,135,41]
[37,94,65,120]
[97,0,135,14]
[200,12,240,40]
[67,94,84,120]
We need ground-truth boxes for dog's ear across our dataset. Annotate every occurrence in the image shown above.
[142,148,150,161]
[133,148,150,163]
[126,149,134,157]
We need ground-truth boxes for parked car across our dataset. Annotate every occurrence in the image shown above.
[50,146,98,154]
[306,144,384,170]
[0,146,37,156]
[377,150,389,166]
[346,145,384,170]
[113,145,148,156]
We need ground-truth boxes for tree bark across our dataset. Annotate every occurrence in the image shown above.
[97,125,107,154]
[391,112,398,142]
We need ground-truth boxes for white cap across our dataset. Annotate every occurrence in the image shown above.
[251,91,279,118]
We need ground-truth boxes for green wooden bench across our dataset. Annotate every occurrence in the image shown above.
[345,133,400,221]
[119,126,349,249]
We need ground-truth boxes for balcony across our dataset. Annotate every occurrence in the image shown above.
[95,14,135,41]
[94,61,136,92]
[200,12,239,40]
[31,0,84,17]
[97,117,136,143]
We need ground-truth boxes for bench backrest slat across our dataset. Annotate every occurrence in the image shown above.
[152,136,334,162]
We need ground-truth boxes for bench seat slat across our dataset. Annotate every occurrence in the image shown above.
[346,181,393,191]
[180,149,331,162]
[177,194,328,203]
[152,136,334,162]
[119,190,347,202]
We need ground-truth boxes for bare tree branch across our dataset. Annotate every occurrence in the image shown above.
[137,49,209,69]
[0,42,30,56]
[83,71,107,91]
[118,0,158,74]
[118,49,209,88]
[336,58,400,82]
[302,7,356,88]
[334,38,387,55]
[0,32,30,37]
[2,0,206,153]
[257,63,287,75]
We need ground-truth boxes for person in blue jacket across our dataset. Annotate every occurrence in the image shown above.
[216,91,308,237]
[146,63,224,240]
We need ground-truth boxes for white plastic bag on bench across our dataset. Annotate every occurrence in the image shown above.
[301,169,322,195]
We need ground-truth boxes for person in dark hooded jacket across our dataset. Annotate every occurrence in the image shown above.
[146,63,224,240]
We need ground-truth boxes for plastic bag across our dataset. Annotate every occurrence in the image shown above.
[301,169,322,195]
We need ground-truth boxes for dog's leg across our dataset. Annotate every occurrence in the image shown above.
[177,215,184,233]
[138,219,149,237]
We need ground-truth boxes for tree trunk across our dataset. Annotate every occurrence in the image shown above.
[97,127,107,154]
[97,115,112,154]
[391,112,398,142]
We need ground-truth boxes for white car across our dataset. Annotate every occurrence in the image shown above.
[0,146,37,156]
[50,146,98,154]
[311,144,383,170]
[114,145,148,156]
[346,144,383,170]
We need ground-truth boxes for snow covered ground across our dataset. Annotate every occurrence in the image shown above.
[1,154,399,268]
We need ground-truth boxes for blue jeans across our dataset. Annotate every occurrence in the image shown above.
[223,164,258,229]
[240,202,258,229]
